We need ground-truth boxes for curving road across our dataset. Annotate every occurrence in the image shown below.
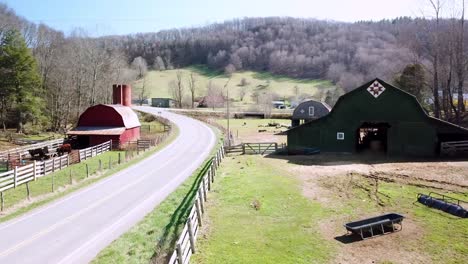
[0,107,216,264]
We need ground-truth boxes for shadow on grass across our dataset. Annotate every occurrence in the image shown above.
[252,71,331,85]
[334,234,362,244]
[188,65,224,78]
[152,158,213,263]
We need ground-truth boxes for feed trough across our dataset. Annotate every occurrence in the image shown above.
[417,192,467,218]
[344,213,404,240]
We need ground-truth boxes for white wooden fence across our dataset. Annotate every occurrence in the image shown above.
[78,141,112,161]
[0,141,112,193]
[0,138,65,161]
[168,145,225,264]
[0,155,69,192]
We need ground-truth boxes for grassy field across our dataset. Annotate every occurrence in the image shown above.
[93,137,222,264]
[192,153,468,264]
[192,155,334,264]
[215,118,289,143]
[134,66,342,111]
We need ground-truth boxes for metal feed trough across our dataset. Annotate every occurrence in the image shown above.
[417,192,468,218]
[344,213,404,240]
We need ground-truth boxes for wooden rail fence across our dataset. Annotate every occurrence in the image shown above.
[441,140,468,156]
[78,141,112,161]
[0,140,112,193]
[226,142,278,155]
[0,138,65,161]
[168,145,225,264]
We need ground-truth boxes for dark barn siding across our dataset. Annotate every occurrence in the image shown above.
[287,79,468,157]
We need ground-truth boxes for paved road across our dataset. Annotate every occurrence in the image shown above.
[0,107,216,264]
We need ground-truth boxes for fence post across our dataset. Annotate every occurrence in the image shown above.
[99,159,102,172]
[86,164,89,178]
[202,177,207,201]
[242,144,245,155]
[0,192,3,212]
[176,243,183,263]
[195,199,203,227]
[52,158,55,173]
[59,157,62,170]
[187,220,196,253]
[14,166,18,188]
[33,160,37,181]
[67,155,70,166]
[207,173,211,191]
[198,189,204,213]
[118,153,121,164]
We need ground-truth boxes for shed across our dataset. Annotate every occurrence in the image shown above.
[291,100,331,127]
[287,79,468,157]
[67,84,141,147]
[151,98,175,108]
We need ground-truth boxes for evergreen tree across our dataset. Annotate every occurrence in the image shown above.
[395,64,426,103]
[0,30,43,133]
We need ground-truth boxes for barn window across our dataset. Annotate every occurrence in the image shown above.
[309,106,315,116]
[337,132,344,140]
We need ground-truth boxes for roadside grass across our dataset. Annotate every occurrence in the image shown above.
[0,126,179,223]
[318,173,468,264]
[133,67,341,111]
[93,137,222,264]
[192,155,335,264]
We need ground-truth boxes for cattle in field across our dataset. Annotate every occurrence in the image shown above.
[57,144,72,156]
[28,147,49,160]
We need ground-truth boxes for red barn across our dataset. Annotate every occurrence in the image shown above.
[67,84,141,147]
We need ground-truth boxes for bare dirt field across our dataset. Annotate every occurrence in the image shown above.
[263,154,468,264]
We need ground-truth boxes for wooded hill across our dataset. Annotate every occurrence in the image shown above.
[1,1,467,132]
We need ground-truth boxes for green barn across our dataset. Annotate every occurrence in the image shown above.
[287,79,468,157]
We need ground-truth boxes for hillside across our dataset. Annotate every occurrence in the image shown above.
[133,66,343,111]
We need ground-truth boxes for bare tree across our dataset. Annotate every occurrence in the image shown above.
[239,86,247,101]
[137,76,149,106]
[131,56,147,79]
[205,81,224,109]
[169,71,184,108]
[153,56,166,71]
[188,72,196,108]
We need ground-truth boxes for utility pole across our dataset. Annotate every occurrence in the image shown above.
[224,78,231,147]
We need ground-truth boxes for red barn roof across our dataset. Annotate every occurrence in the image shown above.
[77,104,141,129]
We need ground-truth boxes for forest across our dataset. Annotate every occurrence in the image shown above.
[1,0,467,133]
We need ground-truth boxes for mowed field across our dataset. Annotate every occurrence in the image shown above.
[191,120,468,264]
[133,66,342,111]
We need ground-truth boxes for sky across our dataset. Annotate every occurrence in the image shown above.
[2,0,427,36]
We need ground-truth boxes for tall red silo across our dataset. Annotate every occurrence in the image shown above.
[122,84,132,107]
[113,84,123,105]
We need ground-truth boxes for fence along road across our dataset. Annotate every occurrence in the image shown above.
[0,107,216,264]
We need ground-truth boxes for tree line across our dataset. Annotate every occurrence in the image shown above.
[0,3,140,133]
[1,0,468,132]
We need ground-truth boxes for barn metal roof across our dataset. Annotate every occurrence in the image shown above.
[103,104,141,128]
[66,127,125,135]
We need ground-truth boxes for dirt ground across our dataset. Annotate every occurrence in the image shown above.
[263,154,468,264]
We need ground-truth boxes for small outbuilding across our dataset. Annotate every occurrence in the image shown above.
[151,98,175,108]
[67,84,141,147]
[291,100,331,127]
[287,79,468,157]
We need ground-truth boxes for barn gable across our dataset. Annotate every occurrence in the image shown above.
[287,78,468,156]
[77,104,141,128]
